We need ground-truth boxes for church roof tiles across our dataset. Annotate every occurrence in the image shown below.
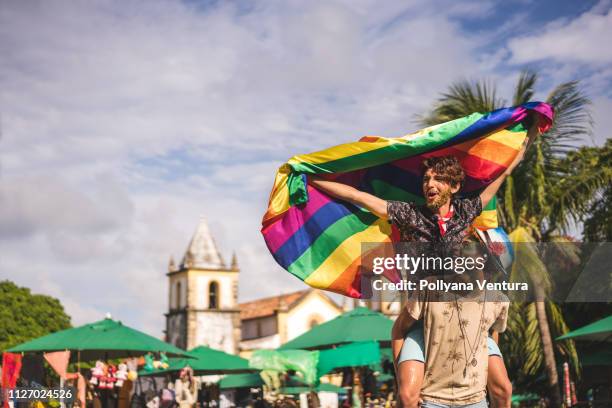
[239,290,309,320]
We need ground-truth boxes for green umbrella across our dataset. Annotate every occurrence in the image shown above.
[556,315,612,342]
[7,318,189,361]
[280,307,393,350]
[219,373,264,389]
[317,341,381,377]
[140,345,253,375]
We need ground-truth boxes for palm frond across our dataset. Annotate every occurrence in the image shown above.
[543,81,594,158]
[503,302,543,379]
[547,301,580,379]
[509,227,552,294]
[583,184,612,241]
[546,141,612,233]
[419,78,505,126]
[523,302,543,375]
[513,70,538,106]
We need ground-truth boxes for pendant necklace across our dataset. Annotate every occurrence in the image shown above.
[455,290,487,377]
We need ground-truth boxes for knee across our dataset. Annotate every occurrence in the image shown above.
[398,388,419,408]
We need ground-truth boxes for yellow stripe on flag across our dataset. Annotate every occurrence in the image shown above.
[288,139,402,166]
[486,129,527,150]
[263,164,292,222]
[304,218,392,288]
[473,209,498,229]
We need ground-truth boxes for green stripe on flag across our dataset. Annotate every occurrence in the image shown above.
[484,195,497,210]
[287,210,378,279]
[291,113,484,175]
[369,180,424,204]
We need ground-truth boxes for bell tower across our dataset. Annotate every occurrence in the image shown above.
[165,218,241,353]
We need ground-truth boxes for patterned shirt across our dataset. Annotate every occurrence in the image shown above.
[405,289,509,405]
[387,196,483,277]
[387,196,482,245]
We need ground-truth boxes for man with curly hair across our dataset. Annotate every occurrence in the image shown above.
[310,148,525,408]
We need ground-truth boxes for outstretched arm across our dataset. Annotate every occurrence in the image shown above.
[309,177,389,219]
[480,140,527,208]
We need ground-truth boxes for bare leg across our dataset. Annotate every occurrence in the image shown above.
[397,360,424,408]
[487,355,512,408]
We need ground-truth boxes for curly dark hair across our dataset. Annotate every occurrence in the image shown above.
[421,156,465,188]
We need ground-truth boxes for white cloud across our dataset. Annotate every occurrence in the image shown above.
[591,96,612,145]
[507,6,612,64]
[0,175,132,240]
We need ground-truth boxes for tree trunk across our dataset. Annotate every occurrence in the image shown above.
[534,297,562,407]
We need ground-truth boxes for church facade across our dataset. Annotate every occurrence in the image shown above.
[165,219,241,354]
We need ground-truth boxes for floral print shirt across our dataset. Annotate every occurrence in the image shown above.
[387,196,482,245]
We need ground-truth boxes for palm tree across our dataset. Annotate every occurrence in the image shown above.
[420,70,611,406]
[580,140,612,242]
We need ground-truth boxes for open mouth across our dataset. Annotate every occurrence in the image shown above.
[426,190,439,200]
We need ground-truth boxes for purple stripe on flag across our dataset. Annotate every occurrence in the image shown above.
[262,186,332,253]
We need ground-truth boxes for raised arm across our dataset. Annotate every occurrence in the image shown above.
[480,139,527,208]
[309,177,388,219]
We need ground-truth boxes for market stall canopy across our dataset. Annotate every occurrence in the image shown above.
[556,315,612,342]
[317,341,381,377]
[250,349,319,385]
[219,373,264,389]
[279,307,393,350]
[140,345,254,376]
[250,341,381,385]
[7,318,190,361]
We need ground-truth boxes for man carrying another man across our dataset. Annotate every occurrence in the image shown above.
[310,142,526,407]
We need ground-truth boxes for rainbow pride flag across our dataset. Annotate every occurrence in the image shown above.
[262,103,553,298]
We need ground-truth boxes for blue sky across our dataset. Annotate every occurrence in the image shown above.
[1,0,610,336]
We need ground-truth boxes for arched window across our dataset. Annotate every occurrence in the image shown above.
[209,281,219,309]
[175,281,182,309]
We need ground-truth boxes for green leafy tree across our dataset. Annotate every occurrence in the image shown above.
[421,71,611,406]
[0,280,71,351]
[582,141,612,242]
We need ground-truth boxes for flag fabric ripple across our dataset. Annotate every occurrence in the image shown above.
[261,103,554,298]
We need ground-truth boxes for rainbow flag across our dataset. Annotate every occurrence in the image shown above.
[262,103,553,298]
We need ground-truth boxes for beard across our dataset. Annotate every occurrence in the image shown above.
[425,188,452,211]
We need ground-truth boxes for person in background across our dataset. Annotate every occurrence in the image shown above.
[175,367,197,408]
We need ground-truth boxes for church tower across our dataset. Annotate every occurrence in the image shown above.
[165,218,241,353]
